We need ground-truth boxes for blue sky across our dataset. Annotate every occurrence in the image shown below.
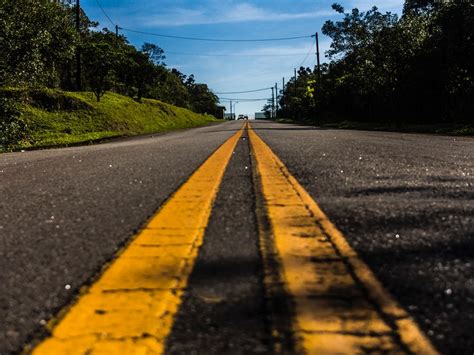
[82,0,404,115]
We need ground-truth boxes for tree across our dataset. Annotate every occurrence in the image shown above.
[129,51,157,101]
[0,0,77,87]
[186,82,219,115]
[82,32,119,102]
[141,43,166,66]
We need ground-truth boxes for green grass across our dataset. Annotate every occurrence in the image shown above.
[4,88,218,150]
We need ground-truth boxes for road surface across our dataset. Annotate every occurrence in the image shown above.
[0,120,472,354]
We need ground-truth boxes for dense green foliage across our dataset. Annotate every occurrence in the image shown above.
[276,0,473,126]
[0,0,222,149]
[0,96,29,147]
[0,0,220,111]
[0,88,216,151]
[0,0,78,87]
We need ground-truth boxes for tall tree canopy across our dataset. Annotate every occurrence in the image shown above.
[274,0,473,125]
[0,0,221,116]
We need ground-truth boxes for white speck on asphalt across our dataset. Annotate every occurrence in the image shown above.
[65,284,71,290]
[445,288,452,295]
[109,164,113,168]
[39,319,46,325]
[395,234,400,238]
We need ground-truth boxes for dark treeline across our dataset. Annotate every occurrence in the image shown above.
[0,0,220,116]
[274,0,473,126]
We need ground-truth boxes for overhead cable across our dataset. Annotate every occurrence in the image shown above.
[215,88,271,94]
[120,28,312,42]
[166,51,312,58]
[219,98,271,101]
[95,0,116,28]
[296,40,315,69]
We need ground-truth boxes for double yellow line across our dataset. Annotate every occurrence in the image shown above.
[248,127,437,354]
[29,122,437,354]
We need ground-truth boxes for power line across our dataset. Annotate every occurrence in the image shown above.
[95,0,116,28]
[296,40,315,69]
[219,98,271,101]
[120,28,312,42]
[215,88,271,94]
[166,51,312,58]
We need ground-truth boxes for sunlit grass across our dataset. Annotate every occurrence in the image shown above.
[14,89,217,150]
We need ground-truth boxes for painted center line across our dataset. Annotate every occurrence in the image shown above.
[248,123,438,354]
[29,124,244,354]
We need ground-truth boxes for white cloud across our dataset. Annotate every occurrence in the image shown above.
[143,3,333,27]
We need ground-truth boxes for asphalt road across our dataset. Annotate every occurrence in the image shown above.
[252,120,474,355]
[1,119,473,354]
[0,121,240,354]
[166,128,270,354]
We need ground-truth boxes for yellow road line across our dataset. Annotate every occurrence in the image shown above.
[248,123,438,354]
[30,124,244,354]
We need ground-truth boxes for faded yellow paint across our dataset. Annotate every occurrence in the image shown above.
[248,123,438,355]
[31,124,244,355]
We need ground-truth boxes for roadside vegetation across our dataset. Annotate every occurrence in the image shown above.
[0,88,216,151]
[265,1,473,133]
[0,0,221,151]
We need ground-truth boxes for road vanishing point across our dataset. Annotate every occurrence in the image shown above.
[1,120,473,354]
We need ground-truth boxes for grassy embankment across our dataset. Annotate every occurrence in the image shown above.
[1,88,218,151]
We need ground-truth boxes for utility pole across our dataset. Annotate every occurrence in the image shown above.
[75,0,82,90]
[282,77,285,112]
[313,32,321,82]
[294,68,297,96]
[275,82,278,118]
[271,87,275,119]
[115,24,119,37]
[230,100,233,120]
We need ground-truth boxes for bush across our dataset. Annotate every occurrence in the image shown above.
[0,97,29,150]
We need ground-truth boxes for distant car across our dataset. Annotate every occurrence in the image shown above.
[237,114,245,120]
